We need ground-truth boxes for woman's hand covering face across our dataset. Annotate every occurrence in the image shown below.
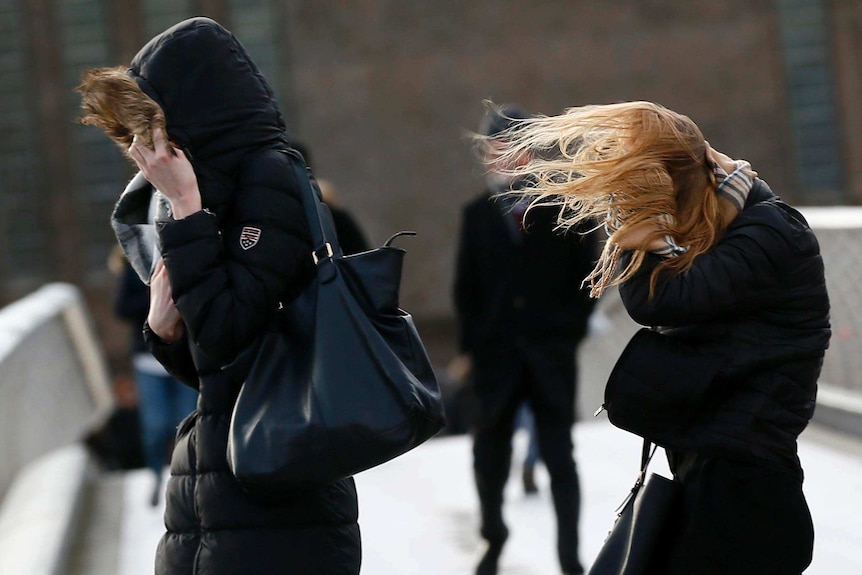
[707,143,757,220]
[614,145,757,254]
[128,127,203,219]
[706,144,758,182]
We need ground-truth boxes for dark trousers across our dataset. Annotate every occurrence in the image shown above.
[472,365,582,574]
[658,453,814,575]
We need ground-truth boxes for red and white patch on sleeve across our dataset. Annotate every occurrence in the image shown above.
[239,226,262,250]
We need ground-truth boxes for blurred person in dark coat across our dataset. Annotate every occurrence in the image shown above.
[291,141,370,255]
[453,105,597,575]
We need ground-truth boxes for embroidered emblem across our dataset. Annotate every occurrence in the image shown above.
[239,226,262,250]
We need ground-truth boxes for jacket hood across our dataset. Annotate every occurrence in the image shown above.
[128,17,288,170]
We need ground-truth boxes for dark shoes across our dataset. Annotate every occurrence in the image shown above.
[476,525,509,575]
[522,464,538,495]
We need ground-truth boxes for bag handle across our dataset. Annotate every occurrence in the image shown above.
[284,148,418,271]
[638,438,657,484]
[283,148,343,264]
[614,438,657,516]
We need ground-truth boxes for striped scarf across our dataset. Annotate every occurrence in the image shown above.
[604,159,755,258]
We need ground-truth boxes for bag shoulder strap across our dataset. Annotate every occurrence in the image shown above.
[638,438,657,483]
[282,148,418,268]
[614,438,657,515]
[282,148,344,263]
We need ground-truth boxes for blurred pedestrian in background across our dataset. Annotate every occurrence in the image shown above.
[291,141,371,256]
[79,17,360,575]
[453,104,598,575]
[112,246,197,506]
[493,101,830,575]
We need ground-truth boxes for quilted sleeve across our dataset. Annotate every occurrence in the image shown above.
[143,323,200,389]
[156,151,314,365]
[619,205,795,327]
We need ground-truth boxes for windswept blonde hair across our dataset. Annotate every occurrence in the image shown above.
[488,101,729,297]
[77,66,165,161]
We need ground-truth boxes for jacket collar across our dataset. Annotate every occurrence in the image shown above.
[744,179,777,209]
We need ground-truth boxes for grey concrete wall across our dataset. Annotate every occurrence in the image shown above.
[801,207,862,395]
[0,284,113,498]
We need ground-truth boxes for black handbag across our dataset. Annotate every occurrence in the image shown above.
[587,440,681,575]
[226,149,446,496]
[598,327,725,441]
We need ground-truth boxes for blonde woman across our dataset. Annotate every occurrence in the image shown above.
[491,101,830,575]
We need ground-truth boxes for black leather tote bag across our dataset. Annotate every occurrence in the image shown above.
[587,440,681,575]
[227,149,446,496]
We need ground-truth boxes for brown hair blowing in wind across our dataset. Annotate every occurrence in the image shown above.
[486,101,730,297]
[77,66,166,161]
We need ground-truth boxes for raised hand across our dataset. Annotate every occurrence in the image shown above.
[706,143,758,181]
[128,127,202,219]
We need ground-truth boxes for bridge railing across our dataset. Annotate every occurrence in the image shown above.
[0,283,114,575]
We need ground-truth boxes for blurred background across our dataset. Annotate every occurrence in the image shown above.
[1,0,860,375]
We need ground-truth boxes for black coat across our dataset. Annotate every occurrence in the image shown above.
[132,18,360,575]
[453,192,597,423]
[329,206,370,256]
[619,180,831,477]
[114,261,150,355]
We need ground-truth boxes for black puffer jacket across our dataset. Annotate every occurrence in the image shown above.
[619,180,831,477]
[132,18,360,575]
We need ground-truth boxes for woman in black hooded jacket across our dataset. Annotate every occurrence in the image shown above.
[79,18,361,575]
[488,101,830,575]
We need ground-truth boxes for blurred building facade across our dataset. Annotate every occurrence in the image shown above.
[1,0,860,365]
